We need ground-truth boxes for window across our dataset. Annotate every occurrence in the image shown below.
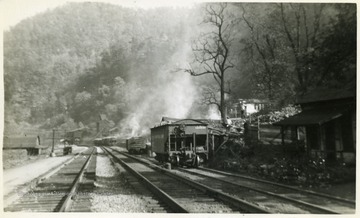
[195,135,207,151]
[306,125,319,150]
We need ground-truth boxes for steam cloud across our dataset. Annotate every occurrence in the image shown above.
[119,73,197,138]
[118,41,199,138]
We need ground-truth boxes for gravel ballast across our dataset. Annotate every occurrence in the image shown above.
[90,148,150,212]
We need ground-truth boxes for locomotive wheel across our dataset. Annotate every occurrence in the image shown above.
[193,155,200,168]
[175,155,180,166]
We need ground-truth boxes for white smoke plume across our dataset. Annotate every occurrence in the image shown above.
[206,105,221,120]
[118,37,199,138]
[118,72,197,138]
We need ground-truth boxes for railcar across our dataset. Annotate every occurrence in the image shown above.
[151,119,211,168]
[102,136,117,146]
[93,136,116,146]
[93,138,103,146]
[126,137,149,154]
[65,129,83,145]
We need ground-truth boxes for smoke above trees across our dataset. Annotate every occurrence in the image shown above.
[3,2,356,137]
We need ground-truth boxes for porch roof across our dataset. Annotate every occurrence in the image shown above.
[273,107,346,126]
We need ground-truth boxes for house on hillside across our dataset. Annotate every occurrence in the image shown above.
[274,86,356,164]
[229,99,270,118]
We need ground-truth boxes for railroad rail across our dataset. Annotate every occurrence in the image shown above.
[4,151,82,207]
[103,147,268,213]
[175,167,355,214]
[102,147,182,213]
[5,147,96,212]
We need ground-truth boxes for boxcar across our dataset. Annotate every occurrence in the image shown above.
[102,136,117,146]
[93,136,116,146]
[151,119,210,167]
[126,137,149,154]
[93,138,103,146]
[65,129,83,145]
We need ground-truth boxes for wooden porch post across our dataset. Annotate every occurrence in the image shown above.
[281,126,285,146]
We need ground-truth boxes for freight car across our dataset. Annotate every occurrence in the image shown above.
[93,138,103,146]
[65,128,83,145]
[126,137,149,154]
[102,136,117,146]
[93,136,116,146]
[151,119,212,168]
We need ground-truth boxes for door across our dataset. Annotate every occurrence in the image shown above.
[325,122,336,162]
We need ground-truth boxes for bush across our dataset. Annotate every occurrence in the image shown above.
[209,141,355,187]
[250,104,301,124]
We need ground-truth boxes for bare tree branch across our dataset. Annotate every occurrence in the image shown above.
[185,3,235,120]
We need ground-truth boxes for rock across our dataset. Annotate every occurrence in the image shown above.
[165,163,171,170]
[248,164,256,172]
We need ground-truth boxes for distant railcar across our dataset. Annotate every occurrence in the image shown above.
[126,137,149,154]
[102,136,116,146]
[151,119,211,168]
[93,138,103,146]
[93,136,116,146]
[65,129,83,145]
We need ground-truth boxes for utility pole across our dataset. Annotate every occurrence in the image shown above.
[51,128,56,157]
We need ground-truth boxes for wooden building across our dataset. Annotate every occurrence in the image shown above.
[229,99,270,118]
[274,86,356,164]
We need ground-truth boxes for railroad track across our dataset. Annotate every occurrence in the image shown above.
[103,147,268,213]
[116,151,355,214]
[173,167,355,214]
[5,147,96,212]
[100,147,173,213]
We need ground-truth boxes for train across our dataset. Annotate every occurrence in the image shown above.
[64,128,83,145]
[126,137,150,154]
[151,119,219,168]
[93,136,117,146]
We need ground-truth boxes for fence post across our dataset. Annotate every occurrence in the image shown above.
[281,126,285,146]
[257,117,260,140]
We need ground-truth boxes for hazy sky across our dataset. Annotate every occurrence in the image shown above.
[0,0,198,30]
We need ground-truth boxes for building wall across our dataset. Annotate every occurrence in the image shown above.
[229,99,269,118]
[306,114,355,164]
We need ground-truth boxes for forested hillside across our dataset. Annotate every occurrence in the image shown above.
[4,3,204,136]
[3,2,356,137]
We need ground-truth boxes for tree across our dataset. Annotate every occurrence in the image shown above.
[278,3,325,94]
[185,3,237,121]
[314,4,356,88]
[241,4,294,105]
[239,3,346,106]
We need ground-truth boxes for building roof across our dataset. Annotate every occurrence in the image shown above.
[160,117,223,126]
[239,98,270,104]
[172,119,208,125]
[161,117,181,123]
[273,106,350,126]
[297,83,355,104]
